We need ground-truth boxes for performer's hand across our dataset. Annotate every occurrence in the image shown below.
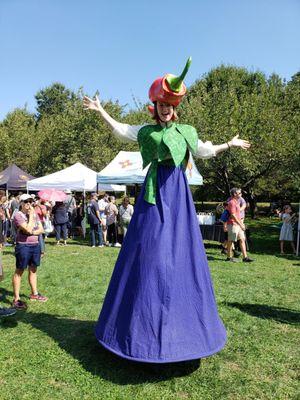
[83,95,101,112]
[229,134,251,150]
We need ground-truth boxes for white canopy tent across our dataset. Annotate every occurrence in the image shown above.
[27,162,125,192]
[97,151,203,185]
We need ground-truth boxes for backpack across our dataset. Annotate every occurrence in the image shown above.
[86,202,93,223]
[220,209,230,223]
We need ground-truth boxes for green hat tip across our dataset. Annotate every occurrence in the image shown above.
[166,57,192,93]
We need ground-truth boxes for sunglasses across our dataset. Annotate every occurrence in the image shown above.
[23,200,33,204]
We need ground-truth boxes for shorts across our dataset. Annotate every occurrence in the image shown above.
[101,217,107,230]
[227,224,245,242]
[15,243,41,269]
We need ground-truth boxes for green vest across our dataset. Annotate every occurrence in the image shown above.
[137,123,198,205]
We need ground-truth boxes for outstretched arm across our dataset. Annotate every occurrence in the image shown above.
[83,95,119,131]
[83,95,142,142]
[213,134,251,154]
[195,134,251,159]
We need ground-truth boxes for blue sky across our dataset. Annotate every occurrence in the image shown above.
[0,0,299,120]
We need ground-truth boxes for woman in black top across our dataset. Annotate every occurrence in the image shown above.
[52,202,68,246]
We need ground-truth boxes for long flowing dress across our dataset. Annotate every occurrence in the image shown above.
[95,122,227,363]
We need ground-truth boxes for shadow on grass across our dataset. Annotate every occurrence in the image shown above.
[46,240,90,247]
[225,302,300,325]
[1,312,200,383]
[275,254,299,261]
[0,287,27,306]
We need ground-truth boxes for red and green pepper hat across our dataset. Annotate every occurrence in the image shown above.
[148,57,192,110]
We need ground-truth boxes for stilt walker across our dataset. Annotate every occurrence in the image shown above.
[84,58,251,363]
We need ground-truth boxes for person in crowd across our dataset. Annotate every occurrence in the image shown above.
[219,201,229,255]
[237,191,246,222]
[226,188,254,263]
[64,189,77,238]
[9,194,18,213]
[279,205,296,254]
[1,196,11,246]
[74,195,85,237]
[52,201,68,246]
[9,193,21,244]
[34,197,47,256]
[98,192,109,245]
[0,190,16,317]
[105,196,121,247]
[12,194,47,309]
[119,196,134,238]
[227,188,247,256]
[87,192,103,247]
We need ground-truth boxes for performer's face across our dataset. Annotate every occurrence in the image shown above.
[157,102,174,123]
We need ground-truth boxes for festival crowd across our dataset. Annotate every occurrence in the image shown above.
[0,187,297,317]
[0,189,134,315]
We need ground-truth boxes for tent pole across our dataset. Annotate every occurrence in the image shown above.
[83,190,86,239]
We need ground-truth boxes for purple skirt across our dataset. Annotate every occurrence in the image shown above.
[95,165,226,363]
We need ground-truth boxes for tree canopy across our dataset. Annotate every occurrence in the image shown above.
[0,65,298,202]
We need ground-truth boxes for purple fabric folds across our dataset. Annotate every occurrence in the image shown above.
[95,165,226,363]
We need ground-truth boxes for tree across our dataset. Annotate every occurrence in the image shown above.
[35,83,77,119]
[0,108,39,173]
[178,65,297,213]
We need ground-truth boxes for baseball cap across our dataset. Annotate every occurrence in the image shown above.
[20,194,33,202]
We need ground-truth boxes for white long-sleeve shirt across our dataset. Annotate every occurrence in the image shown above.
[111,122,216,159]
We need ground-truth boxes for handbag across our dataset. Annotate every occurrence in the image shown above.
[43,216,53,234]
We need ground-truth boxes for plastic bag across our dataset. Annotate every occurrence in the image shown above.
[43,217,53,234]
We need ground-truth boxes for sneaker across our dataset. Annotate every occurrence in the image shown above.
[12,299,28,310]
[225,257,237,262]
[91,245,96,248]
[98,245,104,248]
[114,243,121,248]
[0,307,17,317]
[29,293,48,302]
[243,257,254,263]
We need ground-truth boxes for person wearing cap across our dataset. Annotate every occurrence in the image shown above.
[64,189,76,238]
[87,192,103,248]
[83,58,251,364]
[12,194,47,309]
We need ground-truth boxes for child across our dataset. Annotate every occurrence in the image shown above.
[279,205,296,254]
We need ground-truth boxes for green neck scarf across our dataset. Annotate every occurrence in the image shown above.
[137,123,198,205]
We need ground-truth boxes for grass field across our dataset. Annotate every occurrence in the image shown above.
[0,218,299,400]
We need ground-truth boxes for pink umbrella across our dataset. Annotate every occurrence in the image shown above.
[38,189,68,202]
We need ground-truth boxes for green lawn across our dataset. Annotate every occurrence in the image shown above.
[0,218,299,400]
